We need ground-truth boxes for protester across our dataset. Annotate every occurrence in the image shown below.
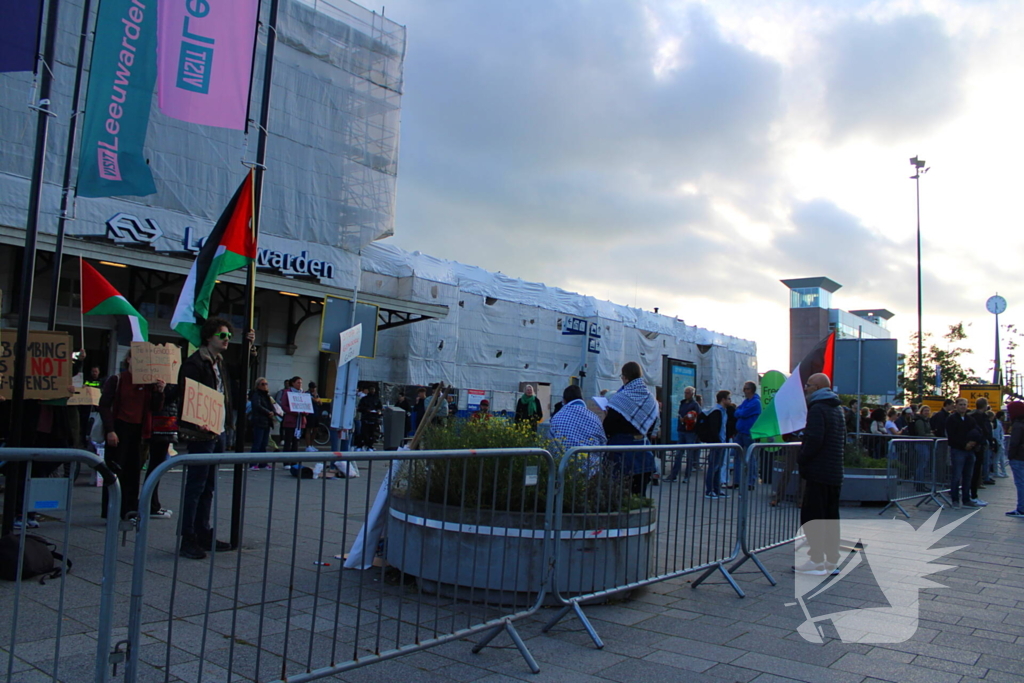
[794,373,844,576]
[396,391,413,435]
[515,384,543,428]
[177,318,247,560]
[549,385,606,471]
[280,376,307,453]
[471,399,491,421]
[993,409,1009,478]
[703,390,731,499]
[99,350,166,521]
[356,384,382,448]
[971,398,996,500]
[248,377,276,469]
[1005,402,1024,517]
[411,387,427,433]
[729,381,761,489]
[604,362,659,496]
[945,397,984,509]
[305,382,323,449]
[665,386,700,483]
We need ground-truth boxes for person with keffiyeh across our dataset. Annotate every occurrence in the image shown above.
[550,385,607,473]
[604,362,660,495]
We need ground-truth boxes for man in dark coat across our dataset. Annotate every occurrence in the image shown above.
[795,372,845,575]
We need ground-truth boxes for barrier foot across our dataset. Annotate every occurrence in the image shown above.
[936,491,952,507]
[692,563,746,598]
[731,552,777,586]
[541,601,604,649]
[914,493,943,509]
[472,619,540,673]
[878,500,910,518]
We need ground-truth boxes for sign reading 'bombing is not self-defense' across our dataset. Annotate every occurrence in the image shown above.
[0,331,73,400]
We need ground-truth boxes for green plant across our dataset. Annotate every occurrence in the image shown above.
[843,440,888,469]
[394,417,650,513]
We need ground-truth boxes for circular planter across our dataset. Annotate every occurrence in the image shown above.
[386,493,655,604]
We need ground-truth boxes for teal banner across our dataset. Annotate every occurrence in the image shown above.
[77,0,157,197]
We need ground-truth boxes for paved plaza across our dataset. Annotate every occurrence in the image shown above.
[2,461,1023,683]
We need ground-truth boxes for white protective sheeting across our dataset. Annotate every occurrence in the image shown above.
[358,243,758,399]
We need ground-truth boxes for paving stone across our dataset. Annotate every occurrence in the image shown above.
[729,652,863,683]
[831,651,963,683]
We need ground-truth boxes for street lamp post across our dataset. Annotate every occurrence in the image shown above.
[910,156,928,402]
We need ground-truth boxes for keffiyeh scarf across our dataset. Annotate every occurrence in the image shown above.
[607,378,659,435]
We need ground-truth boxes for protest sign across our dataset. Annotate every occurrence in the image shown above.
[0,331,73,400]
[288,392,314,414]
[339,324,362,367]
[68,386,101,406]
[181,378,224,434]
[131,342,181,384]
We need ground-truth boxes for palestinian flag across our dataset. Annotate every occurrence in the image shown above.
[171,171,256,346]
[81,259,149,341]
[751,332,835,439]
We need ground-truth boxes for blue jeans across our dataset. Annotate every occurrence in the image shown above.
[181,437,223,541]
[949,447,974,505]
[670,432,699,479]
[914,442,932,486]
[1010,460,1024,513]
[732,433,755,487]
[251,426,270,453]
[704,447,725,496]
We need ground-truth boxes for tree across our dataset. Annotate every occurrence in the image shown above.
[901,322,982,400]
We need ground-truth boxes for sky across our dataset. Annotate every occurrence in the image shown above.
[379,0,1023,382]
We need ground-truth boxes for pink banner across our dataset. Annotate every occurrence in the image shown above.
[156,0,258,130]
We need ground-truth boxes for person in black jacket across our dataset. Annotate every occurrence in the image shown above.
[972,397,997,493]
[1005,401,1024,517]
[945,398,984,509]
[248,377,276,468]
[930,399,954,437]
[177,318,251,560]
[795,373,845,576]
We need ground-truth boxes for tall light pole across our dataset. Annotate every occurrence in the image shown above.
[910,156,928,401]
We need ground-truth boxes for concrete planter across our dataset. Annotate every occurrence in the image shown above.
[386,493,655,603]
[841,467,889,503]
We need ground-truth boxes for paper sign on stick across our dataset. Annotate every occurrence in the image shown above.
[181,378,225,434]
[131,342,181,384]
[0,330,73,400]
[339,324,363,366]
[68,386,101,406]
[288,392,314,414]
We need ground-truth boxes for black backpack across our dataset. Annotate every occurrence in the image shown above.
[695,410,717,443]
[0,534,71,583]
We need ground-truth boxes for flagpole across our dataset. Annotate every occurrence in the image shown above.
[231,0,281,550]
[4,0,64,537]
[46,0,96,330]
[79,257,85,346]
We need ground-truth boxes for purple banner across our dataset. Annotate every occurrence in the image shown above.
[0,0,43,73]
[156,0,259,130]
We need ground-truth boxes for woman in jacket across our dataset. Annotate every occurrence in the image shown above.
[514,384,543,429]
[280,376,307,453]
[249,377,276,468]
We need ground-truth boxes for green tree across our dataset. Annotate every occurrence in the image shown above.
[901,322,982,400]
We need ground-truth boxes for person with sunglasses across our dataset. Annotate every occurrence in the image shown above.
[177,317,238,560]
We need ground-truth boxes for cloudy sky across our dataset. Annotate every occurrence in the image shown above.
[380,0,1023,380]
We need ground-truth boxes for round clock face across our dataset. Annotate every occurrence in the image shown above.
[986,295,1007,315]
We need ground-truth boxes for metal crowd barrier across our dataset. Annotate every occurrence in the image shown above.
[729,442,803,586]
[878,437,946,516]
[1,448,121,683]
[122,447,556,682]
[542,443,745,649]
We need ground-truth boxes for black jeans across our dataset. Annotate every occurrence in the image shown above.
[800,480,841,565]
[102,420,144,520]
[970,446,987,499]
[180,437,222,541]
[147,440,172,514]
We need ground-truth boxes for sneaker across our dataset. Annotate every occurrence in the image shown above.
[704,493,719,499]
[971,499,989,507]
[1005,510,1024,517]
[13,516,40,530]
[823,562,842,576]
[983,479,996,485]
[662,477,676,482]
[249,464,261,471]
[179,540,207,560]
[962,501,980,508]
[681,478,689,484]
[150,508,173,519]
[793,560,827,576]
[952,502,962,510]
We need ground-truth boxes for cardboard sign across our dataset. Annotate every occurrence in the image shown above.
[181,378,225,434]
[288,392,314,414]
[131,342,181,384]
[0,330,74,400]
[68,386,101,406]
[339,324,362,366]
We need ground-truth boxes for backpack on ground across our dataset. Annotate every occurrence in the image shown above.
[0,534,71,583]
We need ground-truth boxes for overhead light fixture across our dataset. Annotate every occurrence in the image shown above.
[279,291,300,297]
[98,261,127,268]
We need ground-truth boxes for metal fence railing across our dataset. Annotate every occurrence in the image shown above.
[0,448,122,683]
[729,442,803,586]
[122,447,555,682]
[542,443,745,649]
[877,437,947,516]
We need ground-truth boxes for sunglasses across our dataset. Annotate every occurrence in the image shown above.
[215,332,232,340]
